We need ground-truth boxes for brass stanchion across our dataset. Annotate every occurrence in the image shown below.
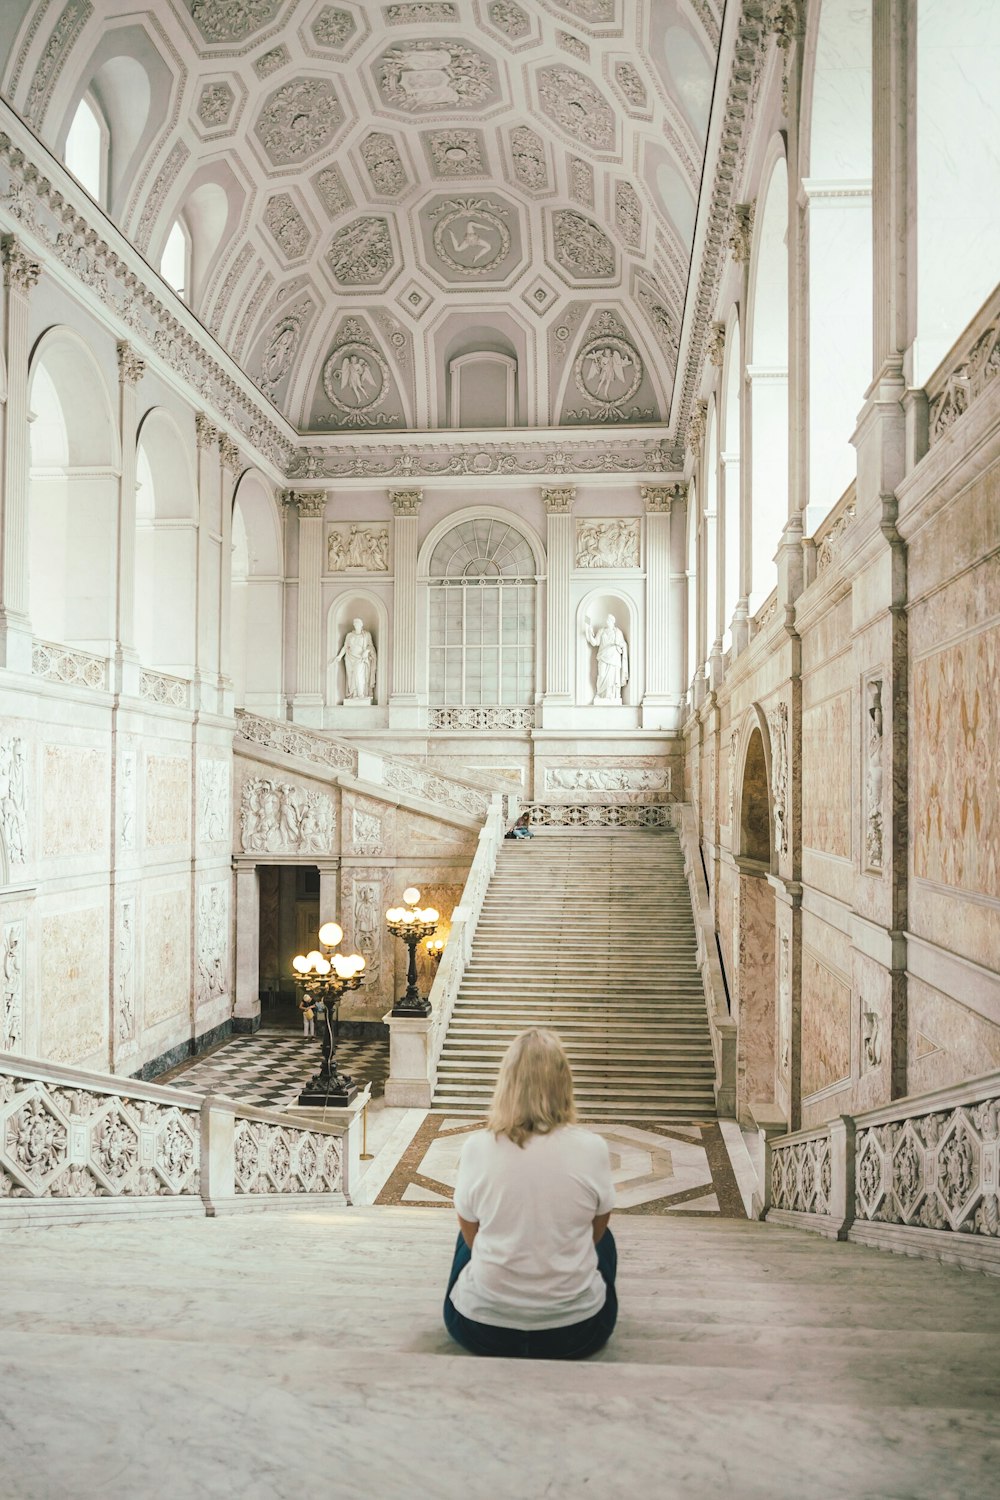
[360,1099,374,1162]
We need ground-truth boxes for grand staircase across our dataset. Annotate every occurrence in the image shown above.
[433,828,717,1120]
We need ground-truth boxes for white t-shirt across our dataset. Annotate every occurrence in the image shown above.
[450,1125,615,1330]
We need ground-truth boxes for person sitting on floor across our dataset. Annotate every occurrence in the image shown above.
[443,1028,617,1360]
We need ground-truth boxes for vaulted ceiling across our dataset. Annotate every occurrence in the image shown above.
[0,0,724,438]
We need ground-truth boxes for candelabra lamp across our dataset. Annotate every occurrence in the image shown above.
[425,938,445,967]
[386,887,439,1017]
[291,921,365,1106]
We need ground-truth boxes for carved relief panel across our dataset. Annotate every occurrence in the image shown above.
[240,777,336,856]
[2,918,24,1053]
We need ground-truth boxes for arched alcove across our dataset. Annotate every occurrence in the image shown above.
[326,591,389,707]
[28,328,120,653]
[738,725,772,868]
[732,708,779,1122]
[746,149,789,610]
[231,471,284,717]
[135,408,197,677]
[575,589,640,708]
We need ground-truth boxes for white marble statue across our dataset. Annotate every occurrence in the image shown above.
[585,613,629,705]
[335,618,377,703]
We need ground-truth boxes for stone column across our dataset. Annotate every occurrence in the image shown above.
[218,435,241,716]
[289,489,326,727]
[389,488,422,728]
[0,234,40,673]
[114,341,144,696]
[542,486,575,711]
[641,484,681,729]
[233,862,261,1032]
[317,862,339,926]
[194,413,219,712]
[686,403,708,705]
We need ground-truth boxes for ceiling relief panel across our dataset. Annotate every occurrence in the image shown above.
[423,128,489,179]
[507,125,549,194]
[307,7,359,51]
[384,3,459,19]
[372,39,501,113]
[311,164,354,219]
[308,317,408,431]
[195,79,239,136]
[326,215,399,290]
[557,308,661,427]
[547,209,616,286]
[535,65,616,153]
[188,0,284,47]
[359,131,409,196]
[632,269,679,372]
[249,291,318,410]
[483,3,533,46]
[252,76,347,168]
[547,0,618,26]
[263,191,315,265]
[418,193,522,286]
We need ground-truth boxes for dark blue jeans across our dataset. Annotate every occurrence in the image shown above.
[443,1228,618,1359]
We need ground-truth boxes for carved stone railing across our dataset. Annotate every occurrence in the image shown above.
[235,710,358,775]
[672,802,737,1117]
[31,639,108,691]
[382,759,492,819]
[750,590,778,637]
[428,706,535,731]
[0,1052,351,1220]
[139,669,191,709]
[384,799,507,1108]
[926,283,1000,447]
[811,481,857,576]
[523,803,673,828]
[763,1069,1000,1275]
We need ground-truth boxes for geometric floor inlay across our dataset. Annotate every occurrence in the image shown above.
[161,1033,389,1112]
[375,1114,746,1218]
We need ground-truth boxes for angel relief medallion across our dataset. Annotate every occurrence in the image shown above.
[321,338,392,426]
[572,334,643,420]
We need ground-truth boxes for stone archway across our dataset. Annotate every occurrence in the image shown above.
[734,719,778,1124]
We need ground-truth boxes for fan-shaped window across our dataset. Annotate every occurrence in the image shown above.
[160,218,190,300]
[64,94,107,203]
[428,519,536,706]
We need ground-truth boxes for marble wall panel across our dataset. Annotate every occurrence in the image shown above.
[42,746,106,857]
[800,945,852,1099]
[143,888,191,1027]
[907,974,1000,1098]
[39,907,108,1065]
[736,874,776,1111]
[339,865,390,1016]
[801,692,852,859]
[342,790,395,857]
[537,756,673,802]
[717,860,736,999]
[146,755,191,848]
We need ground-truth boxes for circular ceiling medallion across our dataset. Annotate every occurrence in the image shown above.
[432,200,510,275]
[322,342,390,416]
[574,336,642,409]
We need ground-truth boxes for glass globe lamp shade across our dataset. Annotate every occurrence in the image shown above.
[292,954,310,974]
[402,887,420,905]
[318,921,343,948]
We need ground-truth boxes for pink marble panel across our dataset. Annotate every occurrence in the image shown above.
[801,692,852,858]
[736,874,776,1110]
[801,946,852,1098]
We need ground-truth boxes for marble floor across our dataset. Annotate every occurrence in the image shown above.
[161,1031,389,1111]
[376,1114,746,1217]
[2,1206,998,1499]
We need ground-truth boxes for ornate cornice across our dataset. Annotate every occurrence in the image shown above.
[116,340,145,386]
[0,231,40,292]
[286,435,673,482]
[541,486,575,513]
[390,489,422,516]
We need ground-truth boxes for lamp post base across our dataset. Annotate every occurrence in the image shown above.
[298,1068,358,1107]
[391,996,432,1018]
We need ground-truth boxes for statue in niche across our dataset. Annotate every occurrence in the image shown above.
[335,618,377,704]
[584,613,628,705]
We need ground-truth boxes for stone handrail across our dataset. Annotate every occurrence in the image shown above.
[0,1051,351,1219]
[31,638,109,691]
[763,1068,1000,1276]
[235,709,512,823]
[671,802,737,1117]
[139,669,192,709]
[523,803,673,828]
[926,281,1000,447]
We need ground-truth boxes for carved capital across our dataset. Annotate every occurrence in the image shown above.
[541,486,575,514]
[707,322,726,369]
[390,488,422,516]
[727,202,755,264]
[687,400,708,455]
[765,0,805,48]
[282,489,325,518]
[1,233,41,293]
[116,340,145,386]
[195,412,219,450]
[219,434,242,471]
[641,485,683,514]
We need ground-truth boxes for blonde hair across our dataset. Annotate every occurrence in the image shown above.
[486,1029,577,1148]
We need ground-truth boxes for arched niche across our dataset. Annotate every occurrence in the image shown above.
[28,327,120,653]
[432,310,529,428]
[326,590,389,707]
[135,407,197,676]
[575,589,640,708]
[736,715,773,871]
[732,706,779,1121]
[746,145,789,611]
[232,470,284,717]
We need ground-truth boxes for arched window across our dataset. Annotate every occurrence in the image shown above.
[160,218,191,300]
[64,94,108,203]
[428,518,536,706]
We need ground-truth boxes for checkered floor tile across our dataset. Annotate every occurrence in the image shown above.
[163,1033,389,1113]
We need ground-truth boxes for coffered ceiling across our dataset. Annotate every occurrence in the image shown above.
[0,0,724,440]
